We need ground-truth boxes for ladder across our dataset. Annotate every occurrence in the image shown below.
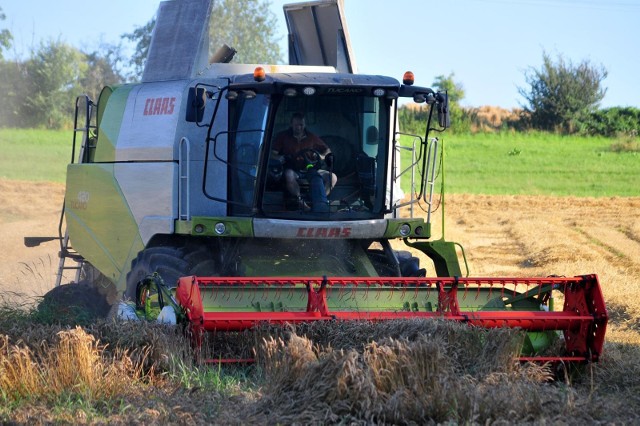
[55,95,97,286]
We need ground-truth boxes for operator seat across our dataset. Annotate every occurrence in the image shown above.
[320,135,355,178]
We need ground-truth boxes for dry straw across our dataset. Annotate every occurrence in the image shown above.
[248,319,557,424]
[0,327,144,402]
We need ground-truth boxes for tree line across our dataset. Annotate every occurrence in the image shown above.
[402,53,639,138]
[1,5,637,137]
[0,1,280,129]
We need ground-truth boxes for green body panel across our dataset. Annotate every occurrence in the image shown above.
[96,86,113,128]
[384,219,431,239]
[94,85,132,162]
[174,220,192,234]
[65,163,143,284]
[182,217,431,240]
[406,239,463,277]
[189,217,254,237]
[522,332,556,355]
[196,283,546,313]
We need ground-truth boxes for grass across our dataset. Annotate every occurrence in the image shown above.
[167,358,254,393]
[0,129,71,183]
[1,128,638,196]
[398,131,640,197]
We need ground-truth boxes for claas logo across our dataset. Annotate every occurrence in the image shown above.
[143,97,176,116]
[296,227,352,238]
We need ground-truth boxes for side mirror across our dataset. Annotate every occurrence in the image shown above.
[436,92,450,129]
[186,87,206,123]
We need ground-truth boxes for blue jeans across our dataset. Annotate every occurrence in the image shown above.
[303,171,329,213]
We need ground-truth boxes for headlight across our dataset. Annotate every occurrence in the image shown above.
[214,222,226,235]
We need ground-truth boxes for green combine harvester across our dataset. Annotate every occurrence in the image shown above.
[27,0,607,363]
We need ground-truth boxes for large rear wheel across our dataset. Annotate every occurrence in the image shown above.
[367,248,426,277]
[37,262,115,324]
[125,246,189,301]
[124,242,224,302]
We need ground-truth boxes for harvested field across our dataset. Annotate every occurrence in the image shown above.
[0,179,66,300]
[2,179,640,423]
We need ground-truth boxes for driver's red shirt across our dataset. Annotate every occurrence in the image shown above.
[272,129,329,157]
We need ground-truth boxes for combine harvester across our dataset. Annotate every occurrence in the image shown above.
[30,0,607,363]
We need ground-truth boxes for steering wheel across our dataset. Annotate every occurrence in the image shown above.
[293,148,322,171]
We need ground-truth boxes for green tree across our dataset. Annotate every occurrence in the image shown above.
[0,41,123,128]
[208,0,281,64]
[0,61,29,127]
[0,7,13,59]
[0,7,21,127]
[518,51,607,133]
[122,0,282,81]
[23,40,87,128]
[432,72,471,132]
[432,73,465,105]
[80,42,126,101]
[398,73,472,135]
[121,19,154,80]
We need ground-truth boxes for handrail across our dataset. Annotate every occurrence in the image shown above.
[393,140,417,216]
[71,95,96,164]
[178,137,191,220]
[56,95,95,286]
[424,138,439,225]
[393,137,439,225]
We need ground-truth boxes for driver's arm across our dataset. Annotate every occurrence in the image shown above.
[314,138,331,159]
[316,142,334,168]
[271,134,289,164]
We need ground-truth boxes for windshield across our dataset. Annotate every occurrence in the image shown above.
[264,94,391,219]
[229,92,391,219]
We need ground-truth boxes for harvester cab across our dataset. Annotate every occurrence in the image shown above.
[193,71,446,218]
[36,0,606,364]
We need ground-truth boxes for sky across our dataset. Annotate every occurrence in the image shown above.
[2,0,639,109]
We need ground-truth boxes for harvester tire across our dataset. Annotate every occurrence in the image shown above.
[367,249,426,277]
[79,262,119,306]
[125,246,189,301]
[183,246,220,277]
[36,262,117,324]
[38,282,112,325]
[396,250,426,277]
